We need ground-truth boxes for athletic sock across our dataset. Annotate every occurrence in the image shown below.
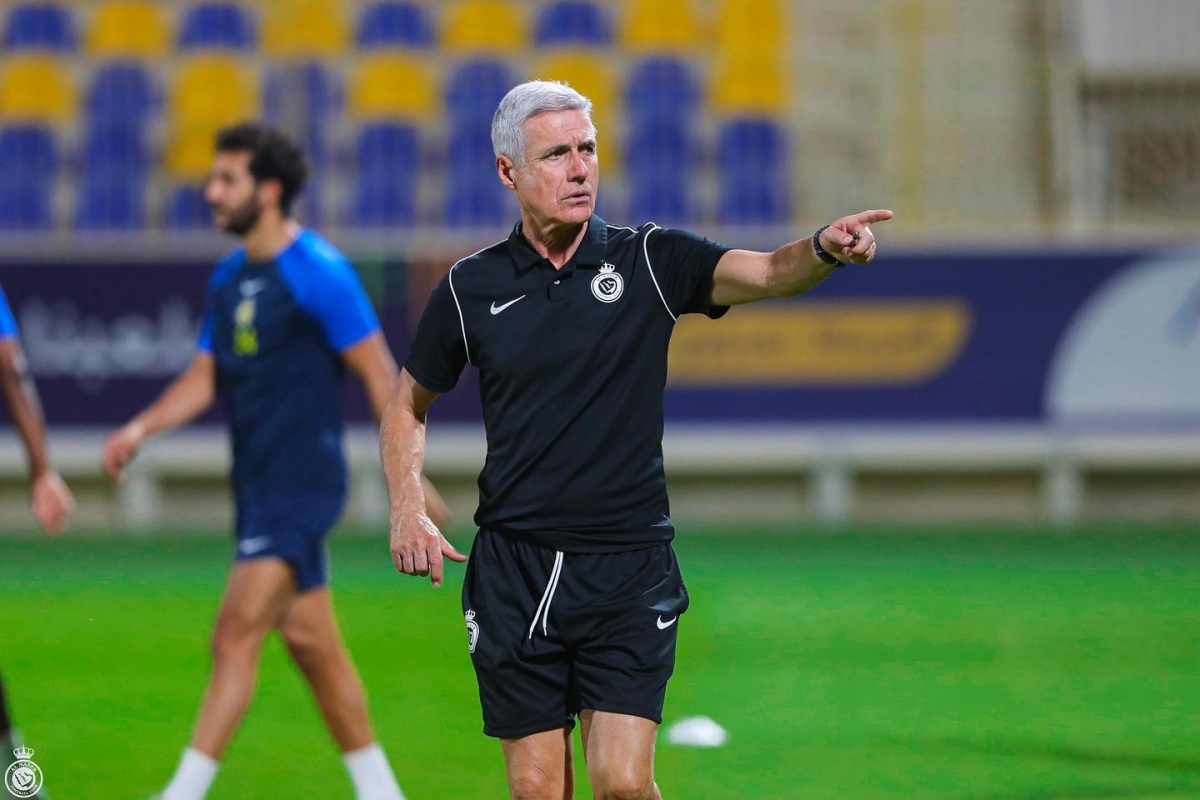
[343,742,406,800]
[159,747,219,800]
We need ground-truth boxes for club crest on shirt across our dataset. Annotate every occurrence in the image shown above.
[591,262,624,303]
[5,747,44,798]
[465,609,480,653]
[233,298,259,356]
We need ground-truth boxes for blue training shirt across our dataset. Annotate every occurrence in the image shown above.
[198,230,380,500]
[0,284,19,339]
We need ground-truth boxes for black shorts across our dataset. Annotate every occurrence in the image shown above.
[462,529,689,739]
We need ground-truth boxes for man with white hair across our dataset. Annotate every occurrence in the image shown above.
[381,80,891,799]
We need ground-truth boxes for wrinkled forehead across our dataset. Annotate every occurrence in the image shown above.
[522,109,597,151]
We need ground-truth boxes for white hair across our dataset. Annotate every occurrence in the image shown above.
[491,80,594,166]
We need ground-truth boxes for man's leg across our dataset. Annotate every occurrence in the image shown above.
[159,558,296,800]
[580,711,662,800]
[277,587,406,800]
[501,728,574,800]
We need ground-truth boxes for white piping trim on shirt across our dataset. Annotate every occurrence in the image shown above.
[444,239,503,365]
[641,224,677,322]
[528,550,564,639]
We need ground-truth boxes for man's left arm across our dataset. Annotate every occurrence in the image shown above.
[712,209,893,306]
[0,337,74,534]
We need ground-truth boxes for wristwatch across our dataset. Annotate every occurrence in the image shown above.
[812,225,844,268]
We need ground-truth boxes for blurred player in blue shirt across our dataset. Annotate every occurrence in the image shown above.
[103,123,444,800]
[1,282,75,800]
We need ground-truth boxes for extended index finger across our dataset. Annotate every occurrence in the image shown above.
[854,209,894,225]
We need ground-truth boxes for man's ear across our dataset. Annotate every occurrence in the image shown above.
[497,156,517,191]
[257,177,283,211]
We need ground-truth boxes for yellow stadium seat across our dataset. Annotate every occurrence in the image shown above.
[709,54,788,115]
[348,53,436,119]
[531,51,619,169]
[262,0,349,58]
[715,0,787,56]
[164,127,218,180]
[86,1,172,58]
[169,55,260,130]
[0,55,76,123]
[442,0,527,54]
[620,0,704,53]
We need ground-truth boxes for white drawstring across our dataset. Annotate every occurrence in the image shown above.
[527,551,564,639]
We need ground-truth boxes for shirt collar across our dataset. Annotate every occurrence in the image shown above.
[509,215,609,274]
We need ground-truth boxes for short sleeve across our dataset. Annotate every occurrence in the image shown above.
[404,270,468,394]
[196,303,214,352]
[0,285,18,339]
[644,227,732,318]
[283,254,381,352]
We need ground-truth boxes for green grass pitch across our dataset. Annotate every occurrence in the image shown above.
[2,524,1199,799]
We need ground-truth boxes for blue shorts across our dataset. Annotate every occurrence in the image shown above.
[234,493,345,592]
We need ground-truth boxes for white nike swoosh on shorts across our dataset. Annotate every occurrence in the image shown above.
[656,615,678,630]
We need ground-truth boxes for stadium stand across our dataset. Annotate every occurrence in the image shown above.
[0,126,58,229]
[534,1,613,47]
[619,0,704,53]
[441,0,527,54]
[177,2,256,51]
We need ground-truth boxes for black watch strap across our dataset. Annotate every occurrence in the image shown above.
[812,225,844,268]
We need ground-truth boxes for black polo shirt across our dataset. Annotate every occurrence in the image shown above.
[405,215,730,552]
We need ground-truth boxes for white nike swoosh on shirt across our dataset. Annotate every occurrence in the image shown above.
[656,615,678,630]
[240,278,268,297]
[238,536,272,555]
[490,295,527,315]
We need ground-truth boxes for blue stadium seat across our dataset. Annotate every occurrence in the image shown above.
[627,173,693,224]
[264,63,340,168]
[716,119,791,224]
[3,3,76,51]
[446,180,510,227]
[625,58,698,124]
[624,122,694,173]
[76,170,146,229]
[445,60,515,123]
[84,124,151,175]
[352,123,419,226]
[178,2,256,50]
[164,185,211,229]
[534,1,612,46]
[357,2,434,48]
[0,126,57,229]
[86,62,159,126]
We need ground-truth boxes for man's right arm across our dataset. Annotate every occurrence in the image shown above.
[380,369,465,588]
[102,352,216,481]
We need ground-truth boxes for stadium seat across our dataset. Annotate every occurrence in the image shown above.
[262,0,349,58]
[3,3,76,51]
[351,123,419,226]
[164,185,211,228]
[76,169,146,229]
[164,127,221,180]
[534,1,612,47]
[442,0,527,54]
[715,0,786,57]
[0,55,76,122]
[357,1,435,49]
[445,59,515,123]
[619,0,704,53]
[84,124,152,175]
[85,1,171,57]
[532,51,615,128]
[348,54,435,120]
[168,55,259,132]
[264,62,339,166]
[627,124,695,224]
[87,62,159,126]
[444,125,510,226]
[709,54,787,115]
[716,118,791,224]
[625,57,699,124]
[0,126,58,229]
[177,2,256,50]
